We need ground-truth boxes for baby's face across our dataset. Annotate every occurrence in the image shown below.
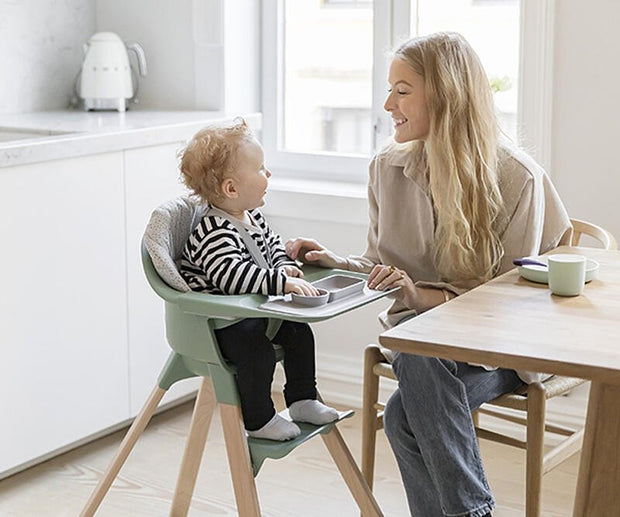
[232,139,271,211]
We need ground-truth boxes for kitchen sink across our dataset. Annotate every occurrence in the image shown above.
[0,126,75,143]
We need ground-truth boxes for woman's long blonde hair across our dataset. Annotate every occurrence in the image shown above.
[395,32,504,282]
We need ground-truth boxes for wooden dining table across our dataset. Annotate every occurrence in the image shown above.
[379,246,620,517]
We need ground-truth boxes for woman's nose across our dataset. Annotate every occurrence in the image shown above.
[384,93,394,112]
[266,169,272,178]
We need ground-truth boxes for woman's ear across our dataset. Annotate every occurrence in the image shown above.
[220,178,238,199]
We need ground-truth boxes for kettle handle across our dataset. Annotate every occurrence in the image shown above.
[125,42,148,76]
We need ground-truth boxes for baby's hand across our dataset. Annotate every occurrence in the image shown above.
[281,265,304,278]
[285,277,320,296]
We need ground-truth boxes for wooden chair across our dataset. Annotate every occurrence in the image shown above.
[361,218,617,517]
[81,196,383,517]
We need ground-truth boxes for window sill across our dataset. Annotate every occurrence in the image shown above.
[263,177,368,225]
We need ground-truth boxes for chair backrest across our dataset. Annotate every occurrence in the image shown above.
[570,218,618,250]
[143,195,207,292]
[141,198,241,405]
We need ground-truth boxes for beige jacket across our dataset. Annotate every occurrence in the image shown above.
[345,142,572,383]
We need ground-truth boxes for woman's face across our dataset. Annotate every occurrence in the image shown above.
[384,57,430,143]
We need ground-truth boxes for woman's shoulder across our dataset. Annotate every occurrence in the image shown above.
[496,143,555,220]
[373,141,417,167]
[497,142,547,184]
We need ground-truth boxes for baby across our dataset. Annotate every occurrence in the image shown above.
[179,119,338,441]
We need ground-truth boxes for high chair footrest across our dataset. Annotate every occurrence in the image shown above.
[248,409,354,476]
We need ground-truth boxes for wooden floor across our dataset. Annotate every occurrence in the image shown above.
[0,393,580,517]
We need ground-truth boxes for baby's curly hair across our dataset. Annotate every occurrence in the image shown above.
[179,118,254,204]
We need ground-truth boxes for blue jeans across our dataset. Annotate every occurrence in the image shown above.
[384,352,523,517]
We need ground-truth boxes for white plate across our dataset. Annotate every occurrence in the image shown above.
[517,256,599,284]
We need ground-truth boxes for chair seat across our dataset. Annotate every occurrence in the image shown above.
[488,376,587,411]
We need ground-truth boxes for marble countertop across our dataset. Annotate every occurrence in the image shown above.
[0,110,261,168]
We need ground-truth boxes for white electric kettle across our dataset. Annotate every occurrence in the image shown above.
[78,32,147,112]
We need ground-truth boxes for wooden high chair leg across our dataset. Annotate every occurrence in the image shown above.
[219,403,261,517]
[80,385,166,517]
[322,426,384,517]
[170,377,217,516]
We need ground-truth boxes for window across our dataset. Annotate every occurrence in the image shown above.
[262,0,382,181]
[281,1,373,156]
[262,0,553,181]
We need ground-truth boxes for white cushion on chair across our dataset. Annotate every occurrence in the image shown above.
[144,195,206,292]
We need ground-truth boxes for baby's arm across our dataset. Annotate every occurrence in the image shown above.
[208,251,317,296]
[280,264,304,278]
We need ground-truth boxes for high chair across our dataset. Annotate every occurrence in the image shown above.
[81,195,384,517]
[360,218,617,517]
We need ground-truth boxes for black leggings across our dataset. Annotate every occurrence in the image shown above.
[215,318,317,430]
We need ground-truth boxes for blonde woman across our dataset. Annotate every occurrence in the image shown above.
[287,32,572,516]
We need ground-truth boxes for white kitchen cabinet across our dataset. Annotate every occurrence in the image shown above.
[124,143,200,416]
[0,153,129,474]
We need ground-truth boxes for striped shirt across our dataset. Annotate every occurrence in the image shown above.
[180,208,296,295]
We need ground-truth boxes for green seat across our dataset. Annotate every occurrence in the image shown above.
[80,197,385,517]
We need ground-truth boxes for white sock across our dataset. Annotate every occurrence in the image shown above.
[246,414,301,441]
[289,399,339,425]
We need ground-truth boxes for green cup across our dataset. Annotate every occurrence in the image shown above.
[547,254,586,296]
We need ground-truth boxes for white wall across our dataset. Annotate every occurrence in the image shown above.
[0,0,95,113]
[95,0,196,109]
[95,0,260,112]
[551,1,620,241]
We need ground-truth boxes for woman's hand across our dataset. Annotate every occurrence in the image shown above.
[285,237,347,269]
[368,264,419,308]
[281,265,304,278]
[368,264,453,313]
[284,277,320,296]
